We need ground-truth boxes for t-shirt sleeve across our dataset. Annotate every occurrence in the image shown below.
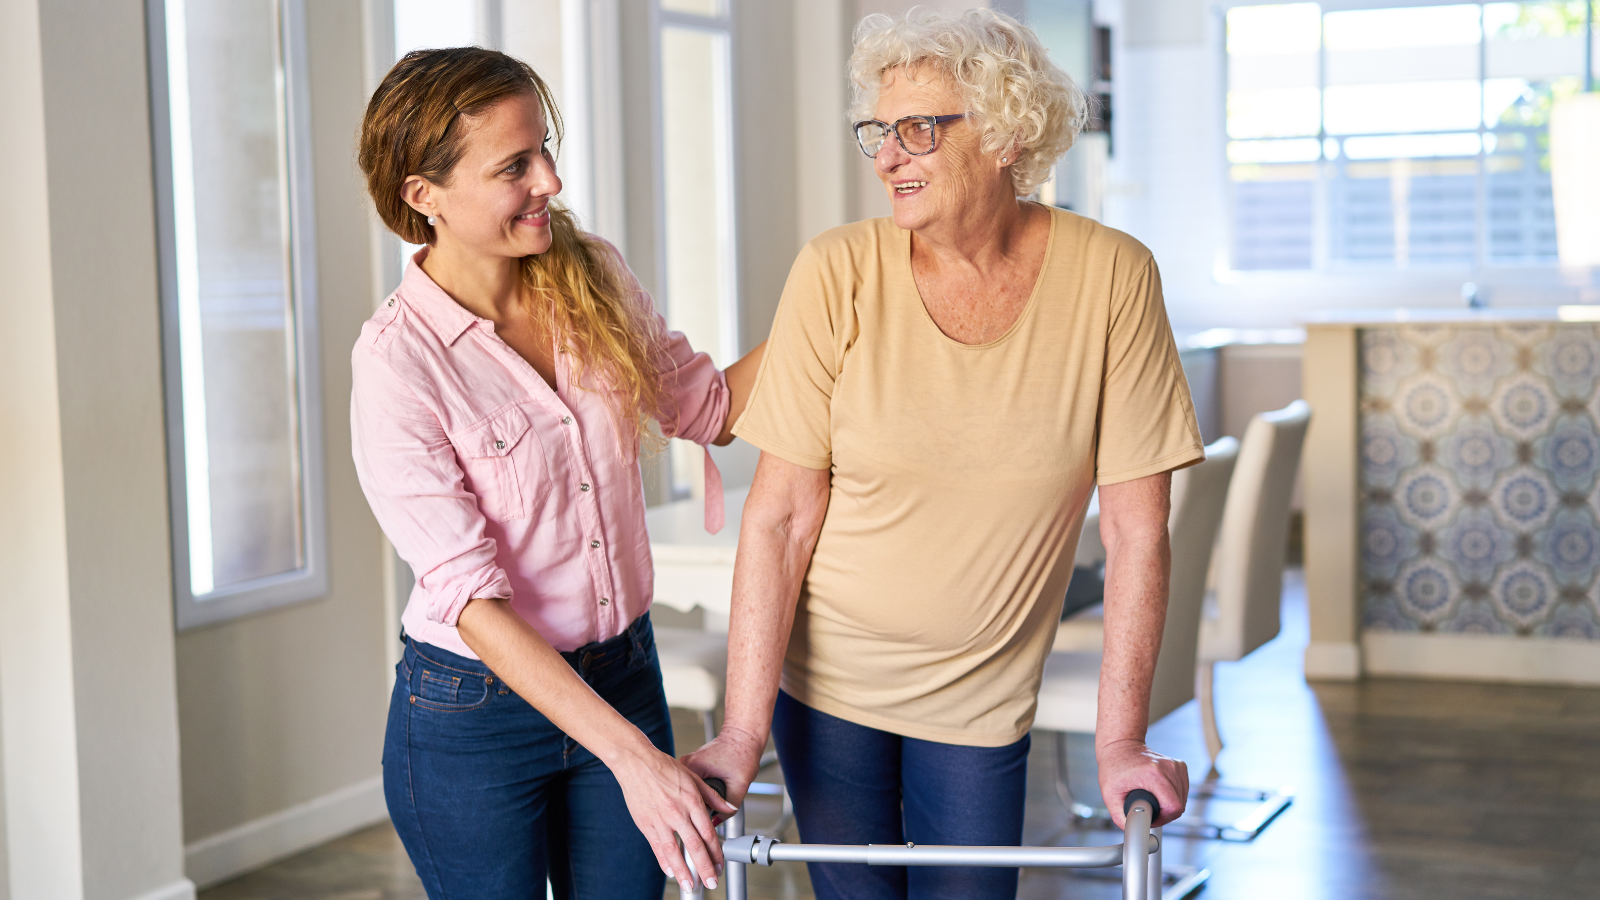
[1095,257,1206,485]
[731,241,844,470]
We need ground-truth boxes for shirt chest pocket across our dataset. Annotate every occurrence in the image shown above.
[449,405,548,521]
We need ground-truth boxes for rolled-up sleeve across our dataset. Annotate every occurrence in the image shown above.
[655,324,730,446]
[351,349,512,626]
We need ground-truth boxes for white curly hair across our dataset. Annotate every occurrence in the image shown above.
[848,6,1089,198]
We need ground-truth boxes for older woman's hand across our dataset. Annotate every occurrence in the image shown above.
[1097,738,1190,828]
[682,724,768,810]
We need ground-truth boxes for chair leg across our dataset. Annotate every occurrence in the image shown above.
[1196,662,1223,780]
[746,749,794,838]
[1163,662,1294,844]
[1052,731,1105,823]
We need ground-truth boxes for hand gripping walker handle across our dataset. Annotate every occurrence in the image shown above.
[1122,788,1161,823]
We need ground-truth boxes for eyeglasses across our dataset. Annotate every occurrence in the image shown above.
[852,114,966,158]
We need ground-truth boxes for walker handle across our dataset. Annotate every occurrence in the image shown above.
[702,776,735,825]
[1122,788,1161,823]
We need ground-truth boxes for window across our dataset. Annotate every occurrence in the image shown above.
[1226,1,1599,271]
[150,0,326,628]
[391,0,507,272]
[657,0,738,497]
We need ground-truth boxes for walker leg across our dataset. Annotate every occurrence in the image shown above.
[1147,826,1162,900]
[679,839,703,900]
[725,805,747,900]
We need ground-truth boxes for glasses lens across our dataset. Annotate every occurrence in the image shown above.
[897,117,936,154]
[855,122,889,156]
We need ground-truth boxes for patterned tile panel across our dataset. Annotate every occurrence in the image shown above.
[1359,325,1600,641]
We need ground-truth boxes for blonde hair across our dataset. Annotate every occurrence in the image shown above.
[848,7,1088,197]
[358,47,669,447]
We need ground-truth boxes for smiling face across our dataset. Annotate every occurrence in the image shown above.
[404,90,561,259]
[872,66,997,233]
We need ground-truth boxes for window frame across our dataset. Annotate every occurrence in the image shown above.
[147,0,328,630]
[653,0,740,499]
[1217,0,1598,279]
[654,0,740,366]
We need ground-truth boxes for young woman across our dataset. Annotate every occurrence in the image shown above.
[352,47,759,899]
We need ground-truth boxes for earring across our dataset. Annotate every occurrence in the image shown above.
[427,215,437,226]
[1001,157,1009,163]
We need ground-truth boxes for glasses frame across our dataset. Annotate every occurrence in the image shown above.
[852,113,966,158]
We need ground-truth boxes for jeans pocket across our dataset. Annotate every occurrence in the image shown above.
[412,665,491,712]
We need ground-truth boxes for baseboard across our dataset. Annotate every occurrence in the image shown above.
[125,879,196,900]
[1303,640,1361,681]
[184,774,387,889]
[1363,632,1600,686]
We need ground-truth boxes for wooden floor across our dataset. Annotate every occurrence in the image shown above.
[199,571,1600,900]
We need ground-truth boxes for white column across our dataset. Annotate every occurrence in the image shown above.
[1302,324,1363,681]
[0,1,192,898]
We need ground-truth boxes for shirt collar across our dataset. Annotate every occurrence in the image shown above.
[399,246,482,345]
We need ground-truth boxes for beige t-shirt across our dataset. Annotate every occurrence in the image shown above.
[734,206,1204,746]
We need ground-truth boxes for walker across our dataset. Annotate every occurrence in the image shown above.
[681,781,1166,900]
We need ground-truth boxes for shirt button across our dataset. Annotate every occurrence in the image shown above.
[580,483,590,491]
[386,298,395,307]
[494,439,506,450]
[599,597,610,606]
[590,540,601,549]
[561,416,572,425]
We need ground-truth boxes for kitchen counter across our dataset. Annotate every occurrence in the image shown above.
[1301,309,1600,685]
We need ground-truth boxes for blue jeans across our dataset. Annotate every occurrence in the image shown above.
[772,690,1031,900]
[383,613,671,900]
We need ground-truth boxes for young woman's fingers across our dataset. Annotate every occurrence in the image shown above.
[684,796,726,869]
[649,828,695,893]
[674,808,721,888]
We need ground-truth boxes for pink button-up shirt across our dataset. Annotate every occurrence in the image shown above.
[351,247,730,656]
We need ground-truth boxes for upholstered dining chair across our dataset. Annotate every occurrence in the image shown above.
[1034,437,1239,812]
[1197,400,1311,773]
[1033,439,1236,899]
[1154,400,1312,841]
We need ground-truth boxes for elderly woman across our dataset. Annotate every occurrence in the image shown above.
[684,8,1201,899]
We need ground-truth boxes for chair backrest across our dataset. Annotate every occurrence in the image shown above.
[1201,400,1312,663]
[1148,437,1239,722]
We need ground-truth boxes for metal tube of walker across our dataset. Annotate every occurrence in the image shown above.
[1121,788,1159,900]
[763,842,1123,867]
[705,781,1162,900]
[682,778,743,900]
[724,805,746,900]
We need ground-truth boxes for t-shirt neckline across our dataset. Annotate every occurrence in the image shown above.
[901,201,1059,350]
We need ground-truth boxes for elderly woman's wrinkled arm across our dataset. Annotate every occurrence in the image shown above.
[1094,470,1191,828]
[682,450,830,804]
